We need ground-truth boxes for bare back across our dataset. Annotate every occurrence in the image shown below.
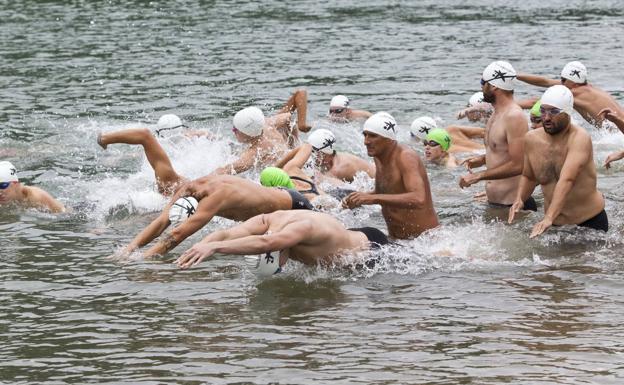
[331,152,376,181]
[571,84,624,127]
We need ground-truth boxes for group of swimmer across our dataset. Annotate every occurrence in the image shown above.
[2,59,624,275]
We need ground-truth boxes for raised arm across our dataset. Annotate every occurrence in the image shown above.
[517,73,560,88]
[283,143,314,170]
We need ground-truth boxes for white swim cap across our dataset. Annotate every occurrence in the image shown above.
[363,112,398,141]
[168,196,198,225]
[233,107,265,137]
[410,116,437,138]
[0,161,18,183]
[561,61,587,84]
[482,61,516,91]
[307,128,336,155]
[468,92,485,107]
[157,114,184,131]
[255,251,282,278]
[541,85,574,116]
[330,95,350,108]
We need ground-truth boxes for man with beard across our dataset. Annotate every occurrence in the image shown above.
[517,61,624,129]
[459,61,535,210]
[508,85,607,236]
[342,112,439,239]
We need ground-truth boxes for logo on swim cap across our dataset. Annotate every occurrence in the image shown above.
[168,196,198,225]
[468,92,485,107]
[482,61,516,91]
[0,161,18,183]
[410,116,437,138]
[363,112,398,141]
[307,129,336,154]
[561,61,587,84]
[255,251,282,278]
[425,128,452,151]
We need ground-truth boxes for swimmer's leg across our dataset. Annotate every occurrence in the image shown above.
[97,128,183,194]
[278,89,310,132]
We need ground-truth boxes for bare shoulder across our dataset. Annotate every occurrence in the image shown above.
[398,145,422,166]
[570,125,592,147]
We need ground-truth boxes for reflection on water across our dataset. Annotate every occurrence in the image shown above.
[2,0,624,383]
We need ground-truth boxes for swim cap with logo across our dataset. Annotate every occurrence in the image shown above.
[233,107,265,137]
[468,92,485,107]
[168,196,198,225]
[426,129,452,151]
[260,167,295,189]
[561,61,587,84]
[330,95,350,108]
[541,85,574,116]
[410,116,437,138]
[256,250,282,278]
[482,61,516,91]
[155,114,186,136]
[307,129,336,154]
[530,100,542,117]
[0,161,18,182]
[363,112,398,140]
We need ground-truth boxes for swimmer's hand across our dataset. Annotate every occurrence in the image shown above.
[604,151,624,169]
[529,217,552,238]
[459,172,482,189]
[176,243,216,268]
[598,108,619,123]
[460,155,485,170]
[507,200,525,224]
[342,192,374,209]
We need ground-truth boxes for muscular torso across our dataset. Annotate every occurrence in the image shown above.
[484,106,525,204]
[525,127,604,224]
[374,146,439,239]
[572,85,624,127]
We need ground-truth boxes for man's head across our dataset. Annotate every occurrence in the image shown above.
[307,129,336,170]
[328,95,350,121]
[540,85,574,135]
[232,107,265,143]
[423,129,451,163]
[560,61,587,88]
[530,100,543,129]
[481,61,516,103]
[260,167,295,189]
[410,116,437,140]
[362,112,398,157]
[0,161,19,204]
[466,91,491,122]
[155,114,186,136]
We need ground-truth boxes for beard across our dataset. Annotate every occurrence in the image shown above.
[482,90,495,103]
[544,121,566,135]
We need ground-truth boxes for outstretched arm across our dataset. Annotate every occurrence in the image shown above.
[27,187,66,213]
[212,146,260,175]
[599,108,624,134]
[517,73,560,88]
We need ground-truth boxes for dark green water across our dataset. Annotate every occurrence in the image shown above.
[2,1,624,384]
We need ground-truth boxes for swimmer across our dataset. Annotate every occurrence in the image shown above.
[600,108,624,168]
[328,95,373,122]
[529,100,543,130]
[275,128,375,182]
[508,85,607,237]
[456,91,494,123]
[410,116,484,153]
[97,108,289,195]
[343,112,439,239]
[517,61,624,128]
[260,166,324,201]
[0,161,65,213]
[423,129,457,168]
[270,88,311,146]
[175,209,389,270]
[112,175,315,259]
[459,61,535,210]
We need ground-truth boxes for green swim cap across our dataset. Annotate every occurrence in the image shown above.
[425,128,452,151]
[530,100,541,117]
[260,167,295,189]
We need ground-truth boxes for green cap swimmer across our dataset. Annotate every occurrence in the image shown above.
[530,100,542,117]
[425,129,451,151]
[260,167,295,189]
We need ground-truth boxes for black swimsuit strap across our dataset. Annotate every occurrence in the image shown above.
[289,175,320,195]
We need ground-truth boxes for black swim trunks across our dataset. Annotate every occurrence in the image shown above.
[289,175,320,195]
[279,188,314,210]
[578,209,608,232]
[348,227,389,269]
[489,196,538,212]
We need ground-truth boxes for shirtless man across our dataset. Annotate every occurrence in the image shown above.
[175,210,389,271]
[276,128,375,182]
[599,109,624,168]
[112,175,314,258]
[0,161,65,213]
[423,129,458,168]
[517,61,624,128]
[97,106,290,196]
[459,61,535,210]
[410,116,484,153]
[328,95,373,122]
[508,85,607,237]
[343,113,439,239]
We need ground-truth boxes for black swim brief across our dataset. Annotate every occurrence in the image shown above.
[289,175,320,195]
[577,209,608,232]
[280,188,314,210]
[489,196,538,212]
[348,227,389,269]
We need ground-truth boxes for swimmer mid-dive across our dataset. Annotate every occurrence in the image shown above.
[111,175,314,259]
[327,95,373,122]
[508,85,608,237]
[175,209,388,270]
[0,161,65,213]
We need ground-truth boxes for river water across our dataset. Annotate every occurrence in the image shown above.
[1,1,624,384]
